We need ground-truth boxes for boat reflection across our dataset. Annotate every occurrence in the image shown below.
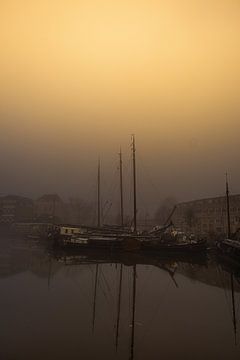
[217,260,240,346]
[49,248,240,358]
[1,236,240,359]
[50,250,207,360]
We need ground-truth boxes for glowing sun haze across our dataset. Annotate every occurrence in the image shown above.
[0,0,240,208]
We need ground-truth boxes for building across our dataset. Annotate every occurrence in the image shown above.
[34,194,66,223]
[172,194,240,238]
[0,195,34,226]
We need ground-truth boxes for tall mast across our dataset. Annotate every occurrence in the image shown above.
[230,272,237,345]
[47,257,52,290]
[92,264,99,333]
[52,195,56,224]
[115,263,123,351]
[97,159,101,228]
[132,135,137,233]
[226,172,231,238]
[119,149,124,227]
[130,264,137,360]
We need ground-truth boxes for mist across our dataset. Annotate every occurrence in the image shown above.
[0,0,240,215]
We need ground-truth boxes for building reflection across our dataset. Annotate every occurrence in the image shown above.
[1,235,240,358]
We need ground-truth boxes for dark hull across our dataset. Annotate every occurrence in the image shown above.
[54,235,207,255]
[214,252,240,277]
[50,247,208,267]
[216,240,240,263]
[141,240,207,254]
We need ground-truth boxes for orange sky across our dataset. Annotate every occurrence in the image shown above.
[0,0,240,209]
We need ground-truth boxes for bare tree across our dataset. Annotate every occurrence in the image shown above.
[155,197,177,225]
[67,197,94,225]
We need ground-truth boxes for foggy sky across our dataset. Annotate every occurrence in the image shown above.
[0,0,240,214]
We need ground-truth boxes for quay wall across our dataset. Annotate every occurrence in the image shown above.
[172,194,240,239]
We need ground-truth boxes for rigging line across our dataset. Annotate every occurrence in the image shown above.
[216,265,232,319]
[115,264,123,351]
[233,275,240,322]
[69,277,96,310]
[92,264,99,333]
[102,175,119,223]
[92,266,119,338]
[127,266,132,321]
[91,305,117,340]
[91,266,116,325]
[115,266,134,339]
[102,199,115,222]
[105,166,119,198]
[101,200,112,222]
[102,165,118,200]
[97,268,116,310]
[101,266,113,294]
[126,149,133,192]
[136,191,152,224]
[99,267,114,302]
[123,152,132,191]
[97,279,112,309]
[230,272,237,344]
[88,264,95,275]
[102,204,112,223]
[235,296,240,320]
[136,187,150,217]
[87,264,95,292]
[130,264,137,360]
[137,279,172,349]
[136,150,162,198]
[91,181,98,226]
[128,141,150,220]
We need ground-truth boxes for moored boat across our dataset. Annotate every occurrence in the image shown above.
[216,234,240,261]
[141,229,207,253]
[141,238,207,253]
[51,136,206,255]
[216,174,240,262]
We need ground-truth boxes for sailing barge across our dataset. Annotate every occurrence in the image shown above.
[52,135,206,255]
[53,219,206,254]
[141,237,206,253]
[216,174,240,262]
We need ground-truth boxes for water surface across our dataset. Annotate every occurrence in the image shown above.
[1,235,240,360]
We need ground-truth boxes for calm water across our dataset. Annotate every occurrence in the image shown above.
[1,235,240,360]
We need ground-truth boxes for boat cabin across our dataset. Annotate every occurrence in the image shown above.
[59,225,87,237]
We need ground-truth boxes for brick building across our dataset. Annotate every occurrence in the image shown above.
[0,195,34,226]
[172,194,240,238]
[34,194,66,223]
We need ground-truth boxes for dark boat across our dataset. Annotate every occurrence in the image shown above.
[50,246,208,267]
[216,174,240,262]
[55,229,207,256]
[217,262,240,345]
[54,135,141,252]
[141,239,207,253]
[141,235,207,253]
[57,233,141,252]
[53,135,206,255]
[216,236,240,261]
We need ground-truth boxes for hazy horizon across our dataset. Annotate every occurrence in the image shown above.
[1,0,240,213]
